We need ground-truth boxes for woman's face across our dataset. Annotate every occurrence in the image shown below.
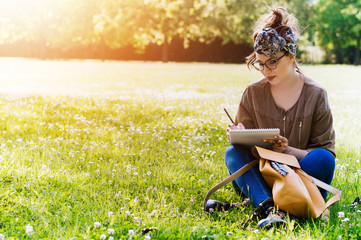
[255,51,295,86]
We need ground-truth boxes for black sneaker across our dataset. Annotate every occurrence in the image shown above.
[256,206,287,229]
[205,199,231,213]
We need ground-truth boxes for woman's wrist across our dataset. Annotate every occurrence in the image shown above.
[286,146,308,160]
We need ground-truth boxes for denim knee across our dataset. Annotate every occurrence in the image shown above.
[307,148,335,170]
[224,145,235,167]
[225,144,251,169]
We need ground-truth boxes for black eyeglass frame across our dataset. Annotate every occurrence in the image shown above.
[251,54,286,71]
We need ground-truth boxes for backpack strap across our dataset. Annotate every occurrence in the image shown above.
[203,159,258,211]
[310,175,342,210]
[203,158,342,213]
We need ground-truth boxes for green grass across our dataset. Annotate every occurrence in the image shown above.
[0,58,360,239]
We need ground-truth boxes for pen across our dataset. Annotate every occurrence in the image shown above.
[224,108,235,125]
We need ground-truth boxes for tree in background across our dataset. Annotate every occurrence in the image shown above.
[313,0,361,64]
[0,0,360,64]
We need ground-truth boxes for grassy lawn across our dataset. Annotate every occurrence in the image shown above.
[0,58,360,239]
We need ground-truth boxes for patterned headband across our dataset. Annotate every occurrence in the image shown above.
[254,28,298,57]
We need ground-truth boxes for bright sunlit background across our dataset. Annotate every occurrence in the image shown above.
[0,0,359,64]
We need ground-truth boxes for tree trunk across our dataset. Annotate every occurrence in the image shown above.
[334,45,343,64]
[100,37,106,62]
[162,41,168,63]
[355,36,360,65]
[40,44,46,60]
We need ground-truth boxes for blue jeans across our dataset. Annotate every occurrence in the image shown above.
[225,145,335,206]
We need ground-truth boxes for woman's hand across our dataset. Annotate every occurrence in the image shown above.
[226,123,245,141]
[264,135,289,153]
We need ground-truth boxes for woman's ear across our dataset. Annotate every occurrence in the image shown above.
[288,54,295,64]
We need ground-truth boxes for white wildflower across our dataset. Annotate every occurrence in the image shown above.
[145,197,149,202]
[0,234,4,240]
[109,237,114,240]
[108,211,113,218]
[108,228,115,234]
[341,218,350,222]
[125,211,131,216]
[100,234,106,239]
[227,231,233,236]
[179,187,184,192]
[94,222,101,228]
[129,229,135,236]
[145,235,151,240]
[25,224,34,236]
[192,226,197,233]
[338,212,345,218]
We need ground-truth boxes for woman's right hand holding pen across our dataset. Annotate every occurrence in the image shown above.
[226,123,245,141]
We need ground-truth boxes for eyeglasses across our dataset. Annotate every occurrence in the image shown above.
[252,54,286,71]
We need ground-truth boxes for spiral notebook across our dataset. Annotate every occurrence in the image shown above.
[229,128,280,149]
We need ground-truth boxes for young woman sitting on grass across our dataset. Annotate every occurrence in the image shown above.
[211,6,336,229]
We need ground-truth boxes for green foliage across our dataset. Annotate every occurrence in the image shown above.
[312,0,361,64]
[0,60,360,238]
[1,0,361,63]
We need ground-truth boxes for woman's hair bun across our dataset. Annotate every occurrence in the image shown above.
[253,6,300,42]
[268,8,284,29]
